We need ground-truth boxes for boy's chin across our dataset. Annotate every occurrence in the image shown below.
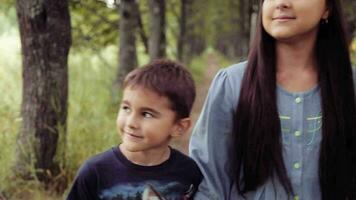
[120,143,142,152]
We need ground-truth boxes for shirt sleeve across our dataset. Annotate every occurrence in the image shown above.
[66,161,98,200]
[189,69,240,200]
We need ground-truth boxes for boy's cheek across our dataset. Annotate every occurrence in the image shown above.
[116,116,124,133]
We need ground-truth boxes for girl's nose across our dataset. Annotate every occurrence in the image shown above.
[275,0,291,9]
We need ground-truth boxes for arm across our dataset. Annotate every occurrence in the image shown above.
[189,68,241,200]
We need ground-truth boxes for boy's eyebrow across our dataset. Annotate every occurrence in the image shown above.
[141,107,161,116]
[121,100,130,105]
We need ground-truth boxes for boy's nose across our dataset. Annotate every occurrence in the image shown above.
[126,114,139,129]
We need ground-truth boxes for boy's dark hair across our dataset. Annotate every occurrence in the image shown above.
[123,59,196,119]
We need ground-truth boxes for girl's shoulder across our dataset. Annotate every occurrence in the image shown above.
[220,61,247,79]
[214,61,247,91]
[207,61,247,109]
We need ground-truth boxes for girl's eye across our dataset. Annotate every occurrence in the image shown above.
[142,112,154,118]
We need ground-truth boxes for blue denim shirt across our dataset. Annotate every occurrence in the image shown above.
[189,62,355,200]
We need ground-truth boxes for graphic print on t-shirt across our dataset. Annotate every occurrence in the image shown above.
[99,180,194,200]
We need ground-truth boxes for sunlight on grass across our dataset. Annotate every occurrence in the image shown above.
[0,30,22,197]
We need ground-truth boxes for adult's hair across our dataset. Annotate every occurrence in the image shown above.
[123,59,196,119]
[231,0,356,199]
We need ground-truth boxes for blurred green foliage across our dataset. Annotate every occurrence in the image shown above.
[70,0,119,50]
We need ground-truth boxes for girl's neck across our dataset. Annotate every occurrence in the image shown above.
[276,35,319,93]
[276,33,317,71]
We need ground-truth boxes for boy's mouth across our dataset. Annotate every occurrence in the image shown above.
[123,129,144,139]
[127,133,143,138]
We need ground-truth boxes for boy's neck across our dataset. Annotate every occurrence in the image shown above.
[119,144,171,166]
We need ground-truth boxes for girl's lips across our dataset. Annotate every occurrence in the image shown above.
[272,16,296,21]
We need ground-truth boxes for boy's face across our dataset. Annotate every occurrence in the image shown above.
[117,86,187,156]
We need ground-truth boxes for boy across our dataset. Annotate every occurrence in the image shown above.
[67,59,202,200]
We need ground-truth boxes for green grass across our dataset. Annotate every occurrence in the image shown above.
[0,30,23,198]
[65,46,120,186]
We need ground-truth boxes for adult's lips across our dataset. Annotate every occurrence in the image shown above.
[272,15,296,21]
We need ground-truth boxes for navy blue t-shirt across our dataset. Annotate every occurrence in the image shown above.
[67,146,202,200]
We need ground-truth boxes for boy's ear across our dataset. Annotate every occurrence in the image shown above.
[171,118,191,138]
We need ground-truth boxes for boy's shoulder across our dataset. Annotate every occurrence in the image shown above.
[169,148,202,179]
[170,148,198,166]
[84,147,117,168]
[77,147,124,178]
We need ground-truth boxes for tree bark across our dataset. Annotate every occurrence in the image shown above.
[137,7,149,54]
[177,0,188,62]
[15,0,71,185]
[114,0,139,90]
[183,0,206,64]
[148,0,166,60]
[237,0,252,59]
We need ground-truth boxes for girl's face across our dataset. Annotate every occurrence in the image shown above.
[262,0,329,42]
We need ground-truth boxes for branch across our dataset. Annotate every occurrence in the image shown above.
[136,3,149,54]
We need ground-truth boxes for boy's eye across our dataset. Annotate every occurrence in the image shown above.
[121,105,131,113]
[142,112,154,118]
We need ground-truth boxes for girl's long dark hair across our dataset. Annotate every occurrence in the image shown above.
[231,0,356,199]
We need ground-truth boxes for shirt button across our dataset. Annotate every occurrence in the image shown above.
[295,97,302,104]
[294,131,301,137]
[294,162,301,169]
[294,195,300,200]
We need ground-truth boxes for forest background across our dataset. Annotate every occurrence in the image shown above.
[0,0,356,199]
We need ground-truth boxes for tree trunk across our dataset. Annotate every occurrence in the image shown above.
[114,0,139,90]
[236,0,252,59]
[183,0,206,64]
[148,0,166,60]
[177,0,188,62]
[15,0,71,185]
[137,7,149,54]
[229,0,240,59]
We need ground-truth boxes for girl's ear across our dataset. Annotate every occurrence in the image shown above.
[322,10,330,20]
[322,6,330,20]
[171,118,192,138]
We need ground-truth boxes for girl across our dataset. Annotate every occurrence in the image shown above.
[189,0,356,199]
